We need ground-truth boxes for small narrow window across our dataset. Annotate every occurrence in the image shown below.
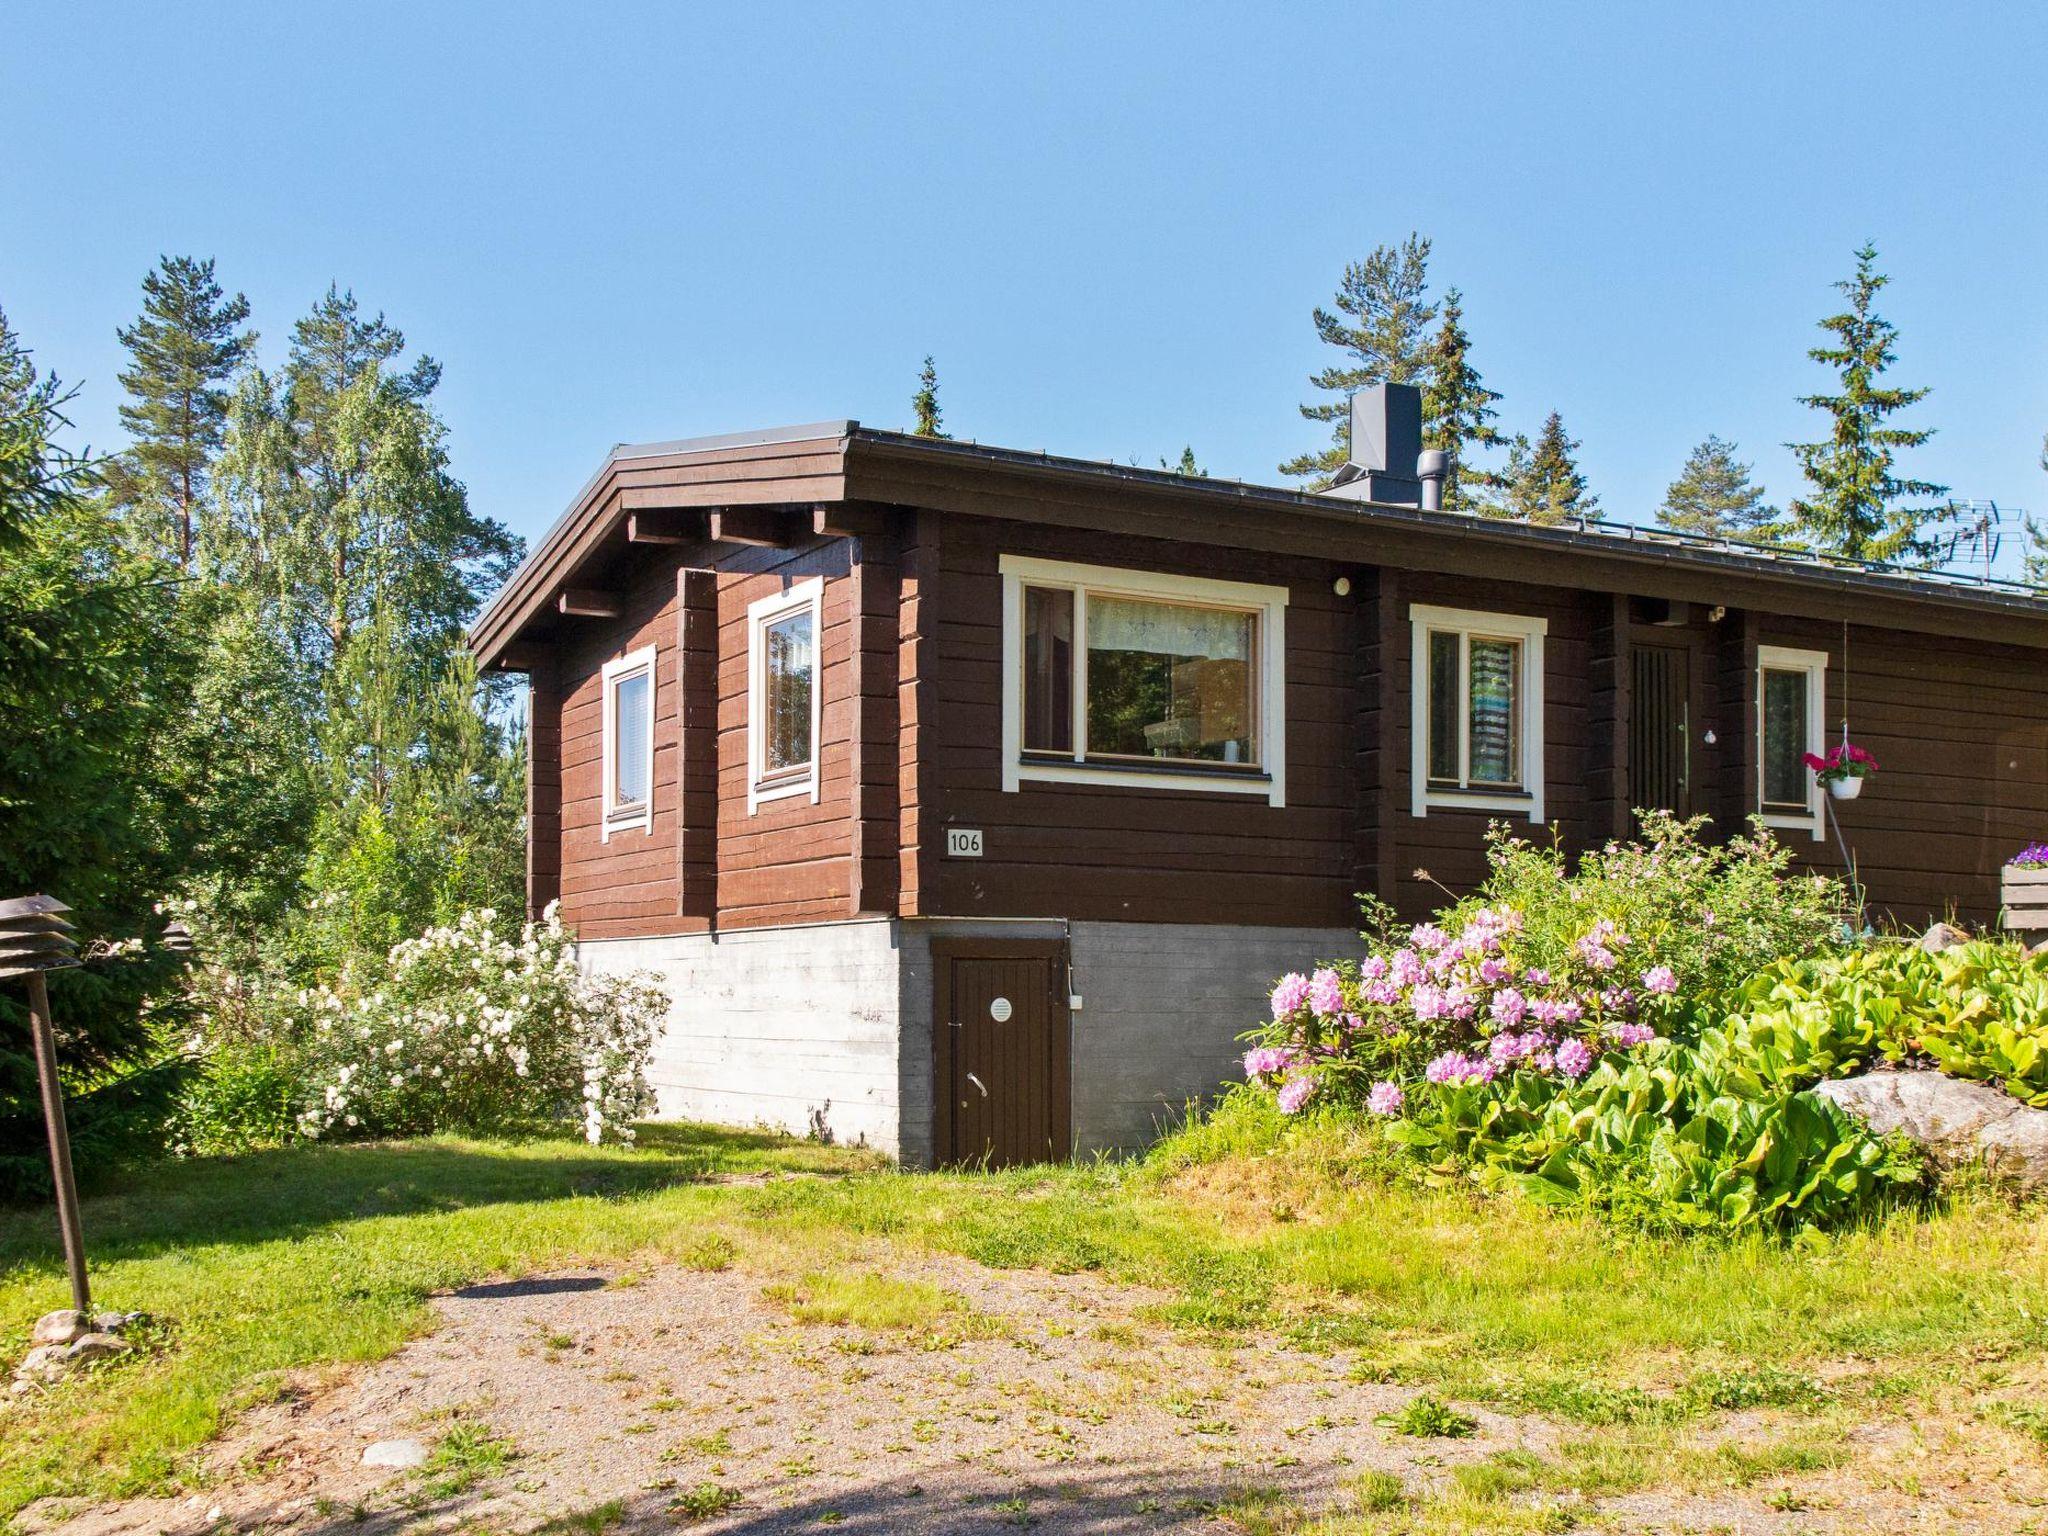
[763,608,814,777]
[1410,605,1546,822]
[747,578,823,812]
[601,646,656,841]
[1756,645,1827,840]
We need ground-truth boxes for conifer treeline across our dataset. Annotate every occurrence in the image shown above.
[1284,236,1965,564]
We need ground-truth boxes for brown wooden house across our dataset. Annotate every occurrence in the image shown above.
[468,390,2048,1167]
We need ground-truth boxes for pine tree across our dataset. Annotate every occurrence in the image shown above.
[1655,435,1781,539]
[1485,412,1598,525]
[109,256,255,567]
[1418,288,1503,509]
[1161,446,1206,477]
[1785,243,1950,561]
[911,355,947,438]
[1281,234,1437,485]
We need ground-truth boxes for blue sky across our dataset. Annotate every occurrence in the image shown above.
[5,3,2045,569]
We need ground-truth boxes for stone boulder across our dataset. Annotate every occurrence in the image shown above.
[30,1310,86,1347]
[1814,1070,2048,1193]
[1918,922,1971,954]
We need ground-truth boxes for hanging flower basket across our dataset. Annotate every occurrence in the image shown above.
[1805,742,1878,801]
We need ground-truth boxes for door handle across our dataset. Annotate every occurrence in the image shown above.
[965,1072,988,1098]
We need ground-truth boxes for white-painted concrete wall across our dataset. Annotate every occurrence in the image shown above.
[577,919,904,1158]
[581,916,1365,1167]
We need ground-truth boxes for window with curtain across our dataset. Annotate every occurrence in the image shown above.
[1424,628,1524,790]
[1021,586,1258,767]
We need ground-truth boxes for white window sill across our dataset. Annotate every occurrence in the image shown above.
[1416,787,1543,821]
[1016,757,1280,804]
[1762,808,1824,842]
[601,809,651,842]
[748,773,819,813]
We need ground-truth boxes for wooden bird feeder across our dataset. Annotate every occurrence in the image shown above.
[0,895,89,1315]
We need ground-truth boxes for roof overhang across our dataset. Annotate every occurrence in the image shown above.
[467,421,2048,670]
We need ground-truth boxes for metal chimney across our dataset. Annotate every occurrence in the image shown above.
[1324,382,1423,505]
[1417,449,1448,512]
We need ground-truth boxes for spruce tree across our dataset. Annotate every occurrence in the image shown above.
[110,256,255,567]
[2027,435,2048,587]
[911,355,947,438]
[1418,287,1503,509]
[1281,234,1437,485]
[1161,446,1206,477]
[1655,435,1781,539]
[1485,412,1598,525]
[1785,243,1950,561]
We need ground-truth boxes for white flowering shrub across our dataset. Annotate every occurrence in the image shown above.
[276,903,662,1144]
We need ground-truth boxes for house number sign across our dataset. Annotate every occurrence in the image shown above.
[989,997,1013,1023]
[946,828,984,858]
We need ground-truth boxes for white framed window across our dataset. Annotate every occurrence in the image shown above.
[747,577,822,813]
[1757,644,1827,842]
[600,645,656,842]
[998,554,1289,806]
[1410,604,1547,823]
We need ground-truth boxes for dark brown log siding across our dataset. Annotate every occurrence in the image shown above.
[919,515,1358,926]
[553,537,860,939]
[1756,617,2048,924]
[534,494,2048,940]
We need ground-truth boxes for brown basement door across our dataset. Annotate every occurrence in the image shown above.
[932,940,1071,1168]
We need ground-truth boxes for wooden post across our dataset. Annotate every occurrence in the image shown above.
[26,970,89,1315]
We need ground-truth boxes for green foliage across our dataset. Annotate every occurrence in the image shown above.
[1732,940,2048,1107]
[1655,435,1782,540]
[1468,812,1849,1013]
[1161,445,1206,477]
[1785,242,1952,561]
[1379,1394,1477,1438]
[1386,1037,1923,1235]
[106,255,255,567]
[911,354,947,438]
[1418,287,1504,509]
[1482,410,1598,524]
[0,308,200,1197]
[1282,233,1437,484]
[170,1042,305,1157]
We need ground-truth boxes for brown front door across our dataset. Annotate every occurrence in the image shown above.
[932,940,1071,1168]
[1630,642,1692,815]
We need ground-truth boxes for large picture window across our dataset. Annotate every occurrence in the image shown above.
[1757,644,1827,840]
[999,556,1289,805]
[747,578,822,813]
[600,645,656,841]
[1409,604,1547,822]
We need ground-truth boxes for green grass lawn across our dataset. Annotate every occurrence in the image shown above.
[2,1120,2044,1528]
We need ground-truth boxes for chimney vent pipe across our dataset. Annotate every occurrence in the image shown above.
[1417,450,1448,513]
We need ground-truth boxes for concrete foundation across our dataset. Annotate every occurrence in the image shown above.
[579,917,1365,1166]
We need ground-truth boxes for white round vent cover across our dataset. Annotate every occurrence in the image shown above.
[989,996,1013,1023]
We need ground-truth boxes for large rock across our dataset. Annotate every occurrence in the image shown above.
[30,1310,86,1347]
[1814,1070,2048,1192]
[1918,922,1971,954]
[362,1439,430,1469]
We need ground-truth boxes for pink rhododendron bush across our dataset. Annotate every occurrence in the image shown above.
[1230,816,1926,1234]
[196,904,661,1146]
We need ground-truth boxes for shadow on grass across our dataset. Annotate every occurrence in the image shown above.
[0,1122,870,1272]
[287,1463,1288,1536]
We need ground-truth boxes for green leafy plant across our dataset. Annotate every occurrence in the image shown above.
[1378,1394,1477,1438]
